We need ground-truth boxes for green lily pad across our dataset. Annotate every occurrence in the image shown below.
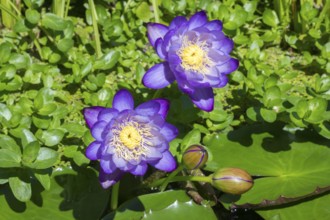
[103,190,216,220]
[204,123,330,206]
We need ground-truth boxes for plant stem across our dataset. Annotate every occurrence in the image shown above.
[160,165,183,191]
[152,89,163,99]
[150,174,212,188]
[88,0,102,58]
[110,181,120,211]
[151,0,160,22]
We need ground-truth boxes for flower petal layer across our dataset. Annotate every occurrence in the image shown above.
[147,23,168,47]
[149,151,176,172]
[99,169,124,189]
[112,89,134,111]
[86,141,102,160]
[189,87,214,112]
[142,62,175,89]
[83,106,105,129]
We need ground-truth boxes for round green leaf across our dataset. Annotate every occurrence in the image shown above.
[57,38,74,53]
[41,129,65,147]
[9,176,31,202]
[41,13,68,31]
[104,190,216,220]
[93,50,120,70]
[0,103,12,121]
[0,134,21,154]
[0,149,21,168]
[22,141,40,164]
[262,9,279,27]
[205,124,330,206]
[32,147,59,169]
[260,108,277,123]
[25,9,40,25]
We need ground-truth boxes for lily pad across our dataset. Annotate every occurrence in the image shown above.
[204,123,330,206]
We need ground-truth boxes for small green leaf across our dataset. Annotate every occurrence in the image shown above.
[181,129,201,150]
[260,108,277,123]
[0,42,12,64]
[0,134,21,154]
[262,9,279,27]
[9,176,32,202]
[22,141,40,164]
[25,9,40,25]
[57,38,74,53]
[93,50,120,70]
[135,2,152,22]
[0,103,12,121]
[40,129,65,147]
[0,149,21,167]
[32,147,59,169]
[20,129,37,148]
[34,170,51,190]
[41,13,68,31]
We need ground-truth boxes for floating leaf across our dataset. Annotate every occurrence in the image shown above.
[205,124,330,206]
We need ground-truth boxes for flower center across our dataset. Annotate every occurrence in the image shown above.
[178,37,213,74]
[180,45,205,69]
[119,125,142,149]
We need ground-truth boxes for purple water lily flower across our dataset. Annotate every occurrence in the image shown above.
[83,89,178,188]
[143,11,239,112]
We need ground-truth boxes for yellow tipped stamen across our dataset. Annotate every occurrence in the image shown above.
[178,37,213,74]
[119,126,142,149]
[110,117,153,161]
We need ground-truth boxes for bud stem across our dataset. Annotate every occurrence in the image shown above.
[151,174,212,188]
[160,165,184,192]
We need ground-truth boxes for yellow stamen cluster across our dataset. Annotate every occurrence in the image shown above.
[178,37,213,74]
[110,118,152,162]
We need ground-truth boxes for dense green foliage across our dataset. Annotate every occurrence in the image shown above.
[0,0,329,219]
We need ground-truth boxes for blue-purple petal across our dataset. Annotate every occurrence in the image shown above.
[147,23,169,47]
[142,62,175,89]
[152,98,169,118]
[204,20,223,31]
[189,87,214,112]
[112,89,134,112]
[99,168,124,189]
[160,123,178,142]
[216,58,239,75]
[91,121,107,141]
[155,38,166,60]
[135,100,160,117]
[187,11,208,30]
[149,151,177,172]
[169,16,187,29]
[100,155,117,174]
[130,163,148,176]
[83,106,105,129]
[86,141,102,160]
[98,108,118,123]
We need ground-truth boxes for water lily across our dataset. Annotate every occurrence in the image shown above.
[83,89,178,188]
[143,11,239,111]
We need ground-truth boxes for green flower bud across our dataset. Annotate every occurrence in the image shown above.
[211,168,253,195]
[182,145,208,170]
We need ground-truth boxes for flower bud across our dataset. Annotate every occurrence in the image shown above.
[182,145,208,170]
[211,168,253,195]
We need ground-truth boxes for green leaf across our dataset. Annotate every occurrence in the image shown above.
[57,38,74,53]
[262,9,279,27]
[25,9,40,25]
[181,129,201,150]
[0,42,12,64]
[260,108,277,123]
[0,134,21,154]
[20,129,37,148]
[40,129,65,147]
[104,190,216,220]
[22,141,40,164]
[0,103,12,121]
[143,200,217,219]
[93,50,120,70]
[0,149,21,168]
[135,2,152,22]
[0,167,109,219]
[305,98,327,123]
[9,176,31,202]
[34,169,51,190]
[205,124,330,206]
[31,148,59,169]
[263,86,281,108]
[41,13,68,31]
[258,193,330,220]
